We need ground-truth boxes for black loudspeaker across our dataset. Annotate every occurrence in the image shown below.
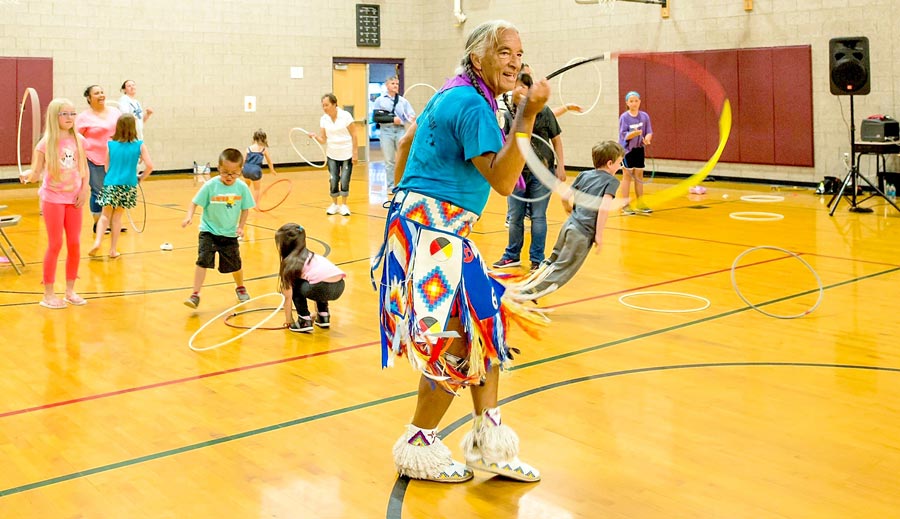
[829,36,870,95]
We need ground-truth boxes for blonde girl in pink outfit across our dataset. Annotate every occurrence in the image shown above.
[20,99,90,309]
[75,85,121,231]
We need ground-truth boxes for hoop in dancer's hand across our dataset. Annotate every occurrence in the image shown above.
[557,57,603,116]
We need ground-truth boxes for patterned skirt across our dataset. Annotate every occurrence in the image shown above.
[98,184,138,209]
[372,191,545,392]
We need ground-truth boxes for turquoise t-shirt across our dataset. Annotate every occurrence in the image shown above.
[192,177,255,237]
[105,140,142,186]
[397,86,503,215]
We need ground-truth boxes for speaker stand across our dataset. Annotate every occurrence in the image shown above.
[827,95,899,215]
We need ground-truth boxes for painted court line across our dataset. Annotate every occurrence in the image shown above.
[1,267,896,498]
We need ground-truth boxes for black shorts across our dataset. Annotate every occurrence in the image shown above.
[196,231,242,273]
[623,146,646,170]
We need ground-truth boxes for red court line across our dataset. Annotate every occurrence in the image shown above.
[0,341,378,419]
[547,253,793,309]
[3,248,892,419]
[609,226,900,268]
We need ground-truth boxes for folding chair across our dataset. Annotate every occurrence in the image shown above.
[0,214,26,275]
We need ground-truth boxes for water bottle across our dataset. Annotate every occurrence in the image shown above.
[888,184,896,200]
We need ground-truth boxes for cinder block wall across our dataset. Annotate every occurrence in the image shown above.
[3,0,897,184]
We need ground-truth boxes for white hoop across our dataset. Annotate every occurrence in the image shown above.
[17,88,41,177]
[557,57,602,116]
[510,133,557,203]
[517,133,628,212]
[731,246,824,319]
[125,182,147,233]
[739,195,785,203]
[729,211,784,222]
[402,83,437,113]
[189,293,285,352]
[618,291,711,313]
[289,127,326,169]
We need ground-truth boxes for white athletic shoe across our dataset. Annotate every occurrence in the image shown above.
[339,204,351,216]
[326,203,339,215]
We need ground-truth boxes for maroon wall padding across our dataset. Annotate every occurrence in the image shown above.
[704,50,741,162]
[617,46,813,168]
[673,52,710,161]
[0,58,18,165]
[773,46,814,166]
[738,48,775,164]
[1,57,52,167]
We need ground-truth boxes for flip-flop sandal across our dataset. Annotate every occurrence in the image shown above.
[39,299,67,309]
[64,295,87,306]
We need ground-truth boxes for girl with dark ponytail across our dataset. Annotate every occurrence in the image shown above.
[275,223,346,333]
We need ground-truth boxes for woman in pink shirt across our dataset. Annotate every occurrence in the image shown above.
[20,99,90,308]
[275,223,346,333]
[75,85,121,232]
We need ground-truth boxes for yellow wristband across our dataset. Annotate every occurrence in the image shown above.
[514,132,530,139]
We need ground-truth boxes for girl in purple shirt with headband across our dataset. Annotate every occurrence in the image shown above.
[618,90,654,214]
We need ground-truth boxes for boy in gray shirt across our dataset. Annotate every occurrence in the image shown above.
[520,140,624,298]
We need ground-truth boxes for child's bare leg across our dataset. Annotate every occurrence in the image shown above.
[43,283,59,304]
[621,170,634,207]
[633,168,645,198]
[192,266,206,294]
[231,269,244,287]
[89,207,112,255]
[64,279,85,304]
[108,208,124,257]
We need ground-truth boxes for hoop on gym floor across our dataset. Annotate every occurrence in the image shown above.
[730,245,824,319]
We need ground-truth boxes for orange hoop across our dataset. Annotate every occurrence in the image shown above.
[257,178,293,212]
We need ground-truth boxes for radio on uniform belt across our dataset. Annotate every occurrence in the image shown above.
[861,115,899,142]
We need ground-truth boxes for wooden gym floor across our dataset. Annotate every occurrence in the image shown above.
[1,160,899,518]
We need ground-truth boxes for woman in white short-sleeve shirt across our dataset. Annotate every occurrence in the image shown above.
[118,79,153,140]
[310,93,358,216]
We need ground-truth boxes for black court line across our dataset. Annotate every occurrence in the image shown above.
[386,361,900,518]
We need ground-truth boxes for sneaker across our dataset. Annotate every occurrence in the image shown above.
[184,293,200,308]
[530,262,541,271]
[492,257,521,269]
[339,204,351,216]
[326,203,339,215]
[289,317,314,333]
[315,314,330,328]
[235,286,250,302]
[638,206,653,214]
[622,207,636,215]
